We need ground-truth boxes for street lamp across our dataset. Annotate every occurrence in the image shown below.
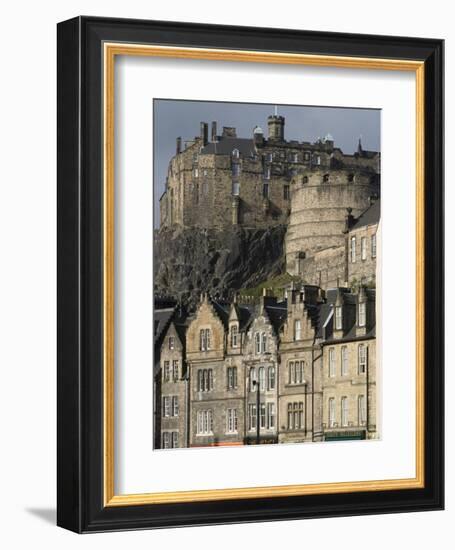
[252,379,260,444]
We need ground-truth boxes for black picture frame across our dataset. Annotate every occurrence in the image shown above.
[57,16,444,533]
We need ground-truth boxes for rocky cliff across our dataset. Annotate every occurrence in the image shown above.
[154,225,286,311]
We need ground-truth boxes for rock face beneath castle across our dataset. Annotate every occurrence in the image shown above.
[154,225,286,310]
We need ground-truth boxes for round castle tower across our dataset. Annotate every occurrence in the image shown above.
[285,169,380,275]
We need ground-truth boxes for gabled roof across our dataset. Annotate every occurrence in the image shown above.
[351,200,381,230]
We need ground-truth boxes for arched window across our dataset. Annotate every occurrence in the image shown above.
[232,148,240,159]
[255,332,261,354]
[323,173,329,183]
[261,332,267,353]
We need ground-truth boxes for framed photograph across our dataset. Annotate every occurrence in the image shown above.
[57,16,444,532]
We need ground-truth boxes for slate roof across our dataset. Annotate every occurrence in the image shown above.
[351,200,381,230]
[200,137,256,157]
[154,307,175,347]
[264,304,288,333]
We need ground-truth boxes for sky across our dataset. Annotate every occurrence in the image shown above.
[153,99,380,226]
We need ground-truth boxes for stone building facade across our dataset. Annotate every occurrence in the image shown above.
[155,285,378,449]
[159,115,380,234]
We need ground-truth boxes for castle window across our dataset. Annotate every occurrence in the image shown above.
[348,173,354,183]
[255,332,261,354]
[262,183,269,198]
[294,319,302,341]
[268,366,275,390]
[341,346,348,376]
[163,396,170,417]
[232,163,240,177]
[266,152,273,162]
[169,336,175,350]
[361,237,367,260]
[172,396,179,417]
[264,166,271,180]
[172,432,179,448]
[341,397,348,427]
[304,152,310,162]
[162,432,171,449]
[290,152,298,163]
[267,403,276,429]
[163,361,170,382]
[358,344,368,374]
[328,398,335,427]
[230,325,238,347]
[371,234,377,258]
[314,155,321,165]
[261,332,267,353]
[193,168,199,177]
[232,182,240,196]
[226,408,238,433]
[232,149,240,159]
[227,367,237,389]
[248,404,257,430]
[323,174,329,183]
[303,176,309,184]
[283,184,290,200]
[350,236,356,263]
[335,306,343,330]
[197,410,213,435]
[358,395,366,425]
[328,347,336,377]
[172,360,179,381]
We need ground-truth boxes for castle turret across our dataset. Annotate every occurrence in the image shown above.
[267,115,285,141]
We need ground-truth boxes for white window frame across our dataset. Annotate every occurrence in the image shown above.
[172,431,179,448]
[261,332,267,353]
[162,432,171,449]
[335,305,343,330]
[267,403,276,429]
[328,347,336,377]
[197,410,213,435]
[341,346,348,376]
[358,344,368,374]
[371,233,377,258]
[358,394,366,425]
[231,325,238,347]
[268,366,275,390]
[294,319,302,341]
[172,360,179,381]
[351,236,356,263]
[328,397,335,427]
[258,366,265,392]
[163,396,170,417]
[172,396,179,417]
[255,332,261,354]
[361,236,367,260]
[248,404,257,430]
[341,396,348,427]
[359,302,366,327]
[226,408,238,433]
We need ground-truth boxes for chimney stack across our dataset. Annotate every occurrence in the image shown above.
[200,122,208,145]
[176,136,182,155]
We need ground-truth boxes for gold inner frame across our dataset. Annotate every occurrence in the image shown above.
[103,43,425,506]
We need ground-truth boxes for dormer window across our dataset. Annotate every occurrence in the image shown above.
[261,332,267,353]
[199,328,211,351]
[169,336,175,350]
[230,325,238,348]
[358,302,366,327]
[294,319,302,341]
[335,306,343,330]
[255,332,261,354]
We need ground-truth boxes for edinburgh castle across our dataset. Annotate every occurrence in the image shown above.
[154,112,380,448]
